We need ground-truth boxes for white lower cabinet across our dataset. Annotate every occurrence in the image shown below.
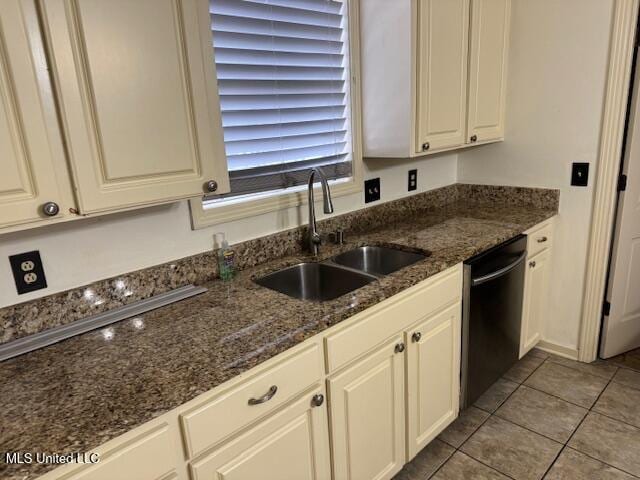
[520,248,551,356]
[406,303,461,459]
[328,336,407,480]
[37,417,185,480]
[190,386,331,480]
[520,219,554,357]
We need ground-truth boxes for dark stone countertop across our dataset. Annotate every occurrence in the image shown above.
[0,199,556,480]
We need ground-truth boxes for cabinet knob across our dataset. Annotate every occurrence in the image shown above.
[248,385,277,405]
[394,342,406,354]
[422,142,430,151]
[204,180,218,193]
[42,202,60,217]
[311,393,324,407]
[411,332,422,343]
[529,261,536,268]
[470,135,478,143]
[537,236,548,243]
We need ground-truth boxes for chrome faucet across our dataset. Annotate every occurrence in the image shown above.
[308,168,334,255]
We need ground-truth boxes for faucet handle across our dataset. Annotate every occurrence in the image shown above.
[329,229,345,245]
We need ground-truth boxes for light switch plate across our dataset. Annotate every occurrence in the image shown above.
[571,162,589,186]
[408,169,417,191]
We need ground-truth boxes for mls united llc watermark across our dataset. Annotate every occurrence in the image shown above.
[4,451,100,465]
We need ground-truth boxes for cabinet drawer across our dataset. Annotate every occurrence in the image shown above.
[526,220,553,257]
[180,341,323,459]
[325,265,462,373]
[53,424,176,480]
[190,385,331,480]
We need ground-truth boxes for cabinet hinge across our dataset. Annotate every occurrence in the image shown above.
[603,300,611,316]
[618,174,628,192]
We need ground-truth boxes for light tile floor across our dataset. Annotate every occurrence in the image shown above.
[394,347,640,480]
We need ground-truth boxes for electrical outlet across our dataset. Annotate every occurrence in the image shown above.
[408,169,417,191]
[9,251,47,294]
[364,178,380,203]
[21,260,35,271]
[24,272,38,284]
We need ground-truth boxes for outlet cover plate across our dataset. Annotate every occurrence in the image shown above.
[408,169,417,191]
[571,162,589,186]
[364,178,380,203]
[9,250,47,294]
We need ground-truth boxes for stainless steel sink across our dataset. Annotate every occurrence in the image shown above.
[255,262,377,302]
[331,246,428,276]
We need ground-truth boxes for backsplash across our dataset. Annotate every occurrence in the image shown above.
[0,183,558,345]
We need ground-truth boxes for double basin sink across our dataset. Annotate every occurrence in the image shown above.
[255,246,429,302]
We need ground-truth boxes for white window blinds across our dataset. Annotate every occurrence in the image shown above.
[209,0,353,198]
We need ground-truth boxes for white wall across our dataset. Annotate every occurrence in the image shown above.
[458,0,614,351]
[0,154,457,308]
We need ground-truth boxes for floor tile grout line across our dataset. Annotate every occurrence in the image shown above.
[536,367,611,480]
[587,409,640,431]
[520,381,599,410]
[562,445,640,479]
[489,412,565,446]
[442,408,492,450]
[441,353,639,480]
[448,449,518,480]
[541,363,640,479]
[465,356,586,480]
[563,372,615,446]
[425,447,455,480]
[610,375,640,392]
[459,413,560,479]
[540,444,568,479]
[542,356,619,382]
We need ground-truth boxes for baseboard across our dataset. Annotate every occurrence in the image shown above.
[536,340,580,360]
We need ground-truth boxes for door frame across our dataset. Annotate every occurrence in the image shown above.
[579,0,640,362]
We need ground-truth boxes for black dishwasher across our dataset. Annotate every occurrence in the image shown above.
[460,235,527,408]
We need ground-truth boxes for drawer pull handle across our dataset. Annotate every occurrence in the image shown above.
[529,261,536,268]
[412,332,422,343]
[537,236,548,243]
[248,385,278,405]
[394,343,406,354]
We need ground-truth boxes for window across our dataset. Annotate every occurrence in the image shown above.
[207,0,354,201]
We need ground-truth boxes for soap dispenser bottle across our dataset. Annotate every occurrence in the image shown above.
[215,233,235,281]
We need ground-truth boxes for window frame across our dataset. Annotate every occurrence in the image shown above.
[190,0,363,229]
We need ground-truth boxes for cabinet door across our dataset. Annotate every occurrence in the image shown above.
[520,249,550,356]
[415,0,470,153]
[190,387,331,480]
[328,336,406,480]
[467,0,511,143]
[50,423,181,480]
[40,0,229,214]
[406,303,461,459]
[0,1,70,228]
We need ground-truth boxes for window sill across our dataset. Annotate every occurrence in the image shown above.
[189,177,362,229]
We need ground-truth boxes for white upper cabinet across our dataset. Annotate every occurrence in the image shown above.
[361,0,511,158]
[0,1,73,229]
[416,0,469,152]
[467,0,511,143]
[39,0,229,214]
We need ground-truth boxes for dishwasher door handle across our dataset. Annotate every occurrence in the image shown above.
[471,251,527,286]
